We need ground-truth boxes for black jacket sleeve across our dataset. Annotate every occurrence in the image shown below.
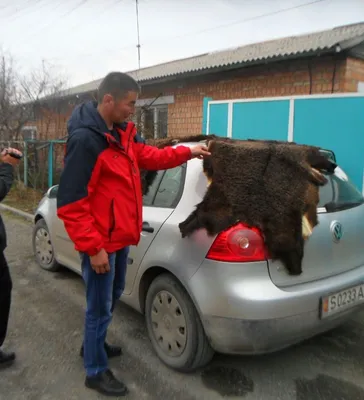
[0,163,14,251]
[56,130,105,255]
[0,163,14,202]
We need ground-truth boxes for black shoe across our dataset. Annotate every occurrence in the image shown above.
[80,342,122,359]
[0,350,15,369]
[85,369,128,397]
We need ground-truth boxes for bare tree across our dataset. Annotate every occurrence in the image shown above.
[0,48,69,192]
[0,48,68,141]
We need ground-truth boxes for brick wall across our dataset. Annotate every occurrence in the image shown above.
[35,110,69,140]
[23,105,73,140]
[141,55,355,137]
[344,57,364,91]
[33,54,364,139]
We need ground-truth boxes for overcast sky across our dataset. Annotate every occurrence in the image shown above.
[0,0,363,88]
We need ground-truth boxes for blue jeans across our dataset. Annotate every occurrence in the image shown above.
[80,247,129,377]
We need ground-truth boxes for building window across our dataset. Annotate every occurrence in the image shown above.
[21,126,37,141]
[134,105,168,139]
[156,107,168,139]
[144,108,155,138]
[131,95,174,139]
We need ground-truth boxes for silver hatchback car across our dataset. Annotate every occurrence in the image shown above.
[32,142,364,372]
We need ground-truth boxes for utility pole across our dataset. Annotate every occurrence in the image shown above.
[135,0,141,69]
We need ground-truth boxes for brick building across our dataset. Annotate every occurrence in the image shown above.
[29,22,364,140]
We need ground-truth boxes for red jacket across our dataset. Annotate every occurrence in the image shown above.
[56,101,191,256]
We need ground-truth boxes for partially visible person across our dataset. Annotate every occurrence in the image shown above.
[0,147,23,369]
[56,71,210,397]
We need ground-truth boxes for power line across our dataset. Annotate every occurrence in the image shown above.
[13,0,328,63]
[10,0,89,47]
[165,0,327,41]
[23,0,123,44]
[0,0,47,22]
[96,0,126,18]
[62,0,88,18]
[0,0,34,18]
[4,0,126,49]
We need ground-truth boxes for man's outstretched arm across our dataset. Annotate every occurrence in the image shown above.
[133,134,210,171]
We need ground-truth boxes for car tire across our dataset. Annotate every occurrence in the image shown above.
[145,273,214,372]
[32,219,60,272]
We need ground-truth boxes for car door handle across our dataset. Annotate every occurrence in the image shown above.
[142,221,154,233]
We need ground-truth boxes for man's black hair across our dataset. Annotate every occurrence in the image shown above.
[97,72,140,103]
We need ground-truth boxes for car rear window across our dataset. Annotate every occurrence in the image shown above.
[318,166,364,212]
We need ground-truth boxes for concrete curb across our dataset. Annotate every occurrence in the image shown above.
[0,204,34,221]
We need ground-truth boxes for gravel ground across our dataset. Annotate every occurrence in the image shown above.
[1,213,364,400]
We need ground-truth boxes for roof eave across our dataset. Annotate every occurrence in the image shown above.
[138,47,339,86]
[342,36,364,60]
[338,34,364,52]
[35,37,364,99]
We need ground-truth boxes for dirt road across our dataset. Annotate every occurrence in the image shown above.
[1,214,364,400]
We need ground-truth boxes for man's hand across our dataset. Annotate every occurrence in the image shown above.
[190,144,211,159]
[90,248,110,274]
[1,148,22,167]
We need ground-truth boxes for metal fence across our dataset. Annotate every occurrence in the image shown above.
[0,139,66,192]
[1,119,169,192]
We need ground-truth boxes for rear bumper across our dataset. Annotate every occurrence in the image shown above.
[188,259,364,355]
[201,307,361,354]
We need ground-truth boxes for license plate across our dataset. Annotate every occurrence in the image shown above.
[320,284,364,319]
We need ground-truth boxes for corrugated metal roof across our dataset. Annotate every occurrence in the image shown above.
[66,22,364,96]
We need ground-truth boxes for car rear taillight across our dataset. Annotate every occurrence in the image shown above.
[206,223,267,262]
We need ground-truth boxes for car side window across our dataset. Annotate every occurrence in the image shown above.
[142,171,164,206]
[153,165,185,208]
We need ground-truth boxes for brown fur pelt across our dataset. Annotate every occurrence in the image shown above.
[140,134,335,275]
[179,138,334,275]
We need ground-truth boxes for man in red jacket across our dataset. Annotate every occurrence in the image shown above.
[56,72,210,397]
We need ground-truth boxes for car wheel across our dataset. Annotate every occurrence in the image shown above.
[145,273,214,372]
[32,219,60,272]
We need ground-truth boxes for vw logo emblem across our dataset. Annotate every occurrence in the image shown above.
[330,221,343,243]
